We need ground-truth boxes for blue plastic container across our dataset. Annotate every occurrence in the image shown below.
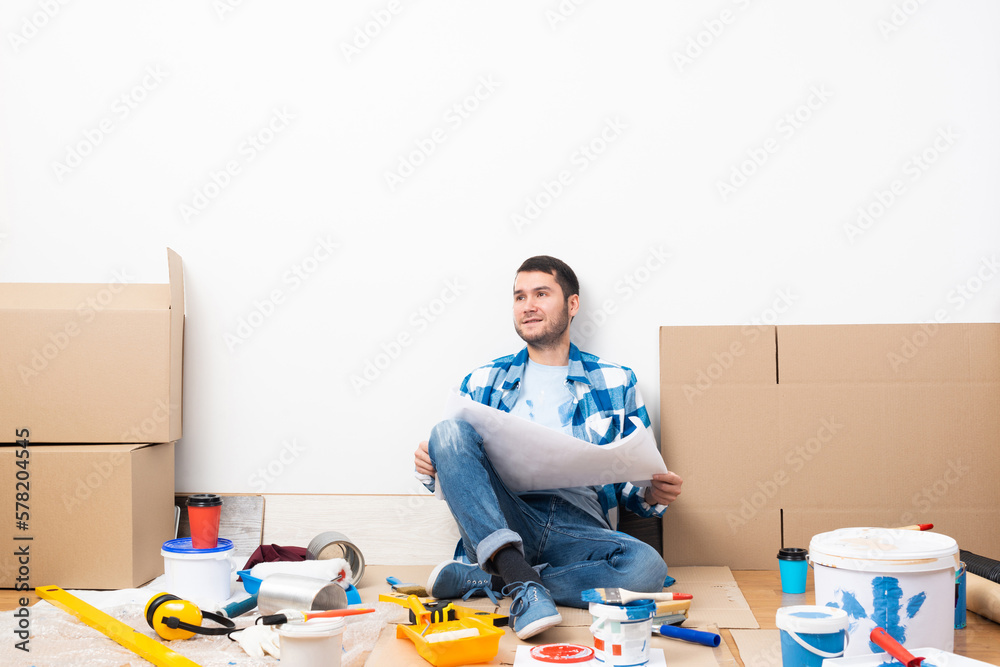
[956,560,967,629]
[775,606,848,667]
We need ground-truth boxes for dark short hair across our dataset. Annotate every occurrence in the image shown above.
[516,256,579,300]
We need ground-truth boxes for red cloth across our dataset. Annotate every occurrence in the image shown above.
[240,544,310,578]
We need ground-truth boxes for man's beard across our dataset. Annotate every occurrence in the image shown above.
[514,302,571,348]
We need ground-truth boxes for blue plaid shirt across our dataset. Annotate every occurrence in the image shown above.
[426,343,666,528]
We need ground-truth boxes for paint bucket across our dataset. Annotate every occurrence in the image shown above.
[588,599,655,666]
[809,527,958,657]
[278,617,344,667]
[161,537,235,605]
[775,605,848,666]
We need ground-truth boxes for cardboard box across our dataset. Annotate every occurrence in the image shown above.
[659,324,1000,569]
[0,249,183,443]
[0,442,174,589]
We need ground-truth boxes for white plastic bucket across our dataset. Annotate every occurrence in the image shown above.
[161,537,235,605]
[775,605,848,667]
[278,617,345,667]
[588,600,656,666]
[809,527,958,657]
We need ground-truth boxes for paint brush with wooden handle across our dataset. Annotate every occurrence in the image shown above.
[895,523,934,531]
[386,576,429,597]
[581,587,693,604]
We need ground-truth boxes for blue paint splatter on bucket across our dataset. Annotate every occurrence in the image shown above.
[906,591,926,618]
[824,576,927,654]
[871,576,905,650]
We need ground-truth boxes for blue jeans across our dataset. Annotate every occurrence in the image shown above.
[427,419,668,609]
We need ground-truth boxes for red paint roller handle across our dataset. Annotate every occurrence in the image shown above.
[870,628,924,667]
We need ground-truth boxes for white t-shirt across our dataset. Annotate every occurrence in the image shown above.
[509,359,607,527]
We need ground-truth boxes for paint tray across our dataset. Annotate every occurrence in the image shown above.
[396,616,503,667]
[822,648,996,666]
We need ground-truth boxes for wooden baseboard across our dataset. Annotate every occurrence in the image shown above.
[262,494,460,565]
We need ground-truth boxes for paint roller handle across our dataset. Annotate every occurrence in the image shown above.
[870,628,924,667]
[222,593,258,618]
[653,624,722,647]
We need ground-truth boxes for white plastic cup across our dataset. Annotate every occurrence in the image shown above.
[161,537,235,605]
[278,617,345,667]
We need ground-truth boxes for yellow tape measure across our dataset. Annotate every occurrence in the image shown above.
[36,586,202,667]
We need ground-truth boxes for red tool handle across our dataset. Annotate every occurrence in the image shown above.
[870,628,924,667]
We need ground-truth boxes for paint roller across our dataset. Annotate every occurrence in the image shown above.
[967,573,1000,625]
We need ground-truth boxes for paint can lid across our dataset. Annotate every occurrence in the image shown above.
[588,599,656,620]
[529,644,595,663]
[809,527,958,573]
[162,537,234,556]
[775,605,848,634]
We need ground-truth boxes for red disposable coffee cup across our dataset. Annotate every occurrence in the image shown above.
[186,494,222,549]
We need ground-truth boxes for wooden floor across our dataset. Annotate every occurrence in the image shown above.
[3,572,999,665]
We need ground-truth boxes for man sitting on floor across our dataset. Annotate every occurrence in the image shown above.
[413,255,683,639]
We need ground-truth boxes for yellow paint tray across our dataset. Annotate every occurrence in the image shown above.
[396,616,504,667]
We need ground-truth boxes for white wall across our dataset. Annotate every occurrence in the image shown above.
[2,1,998,495]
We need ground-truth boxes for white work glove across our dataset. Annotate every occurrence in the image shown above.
[233,624,281,659]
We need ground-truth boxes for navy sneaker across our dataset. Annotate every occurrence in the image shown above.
[503,581,562,640]
[426,560,501,603]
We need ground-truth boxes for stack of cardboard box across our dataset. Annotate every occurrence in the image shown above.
[0,250,183,589]
[658,323,1000,569]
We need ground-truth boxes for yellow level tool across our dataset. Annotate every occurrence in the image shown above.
[36,585,202,667]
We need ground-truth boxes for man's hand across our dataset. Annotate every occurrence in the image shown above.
[414,440,436,476]
[645,471,683,506]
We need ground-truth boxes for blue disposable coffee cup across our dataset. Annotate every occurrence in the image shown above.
[778,548,808,594]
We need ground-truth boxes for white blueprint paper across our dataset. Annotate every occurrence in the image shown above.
[439,390,667,494]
